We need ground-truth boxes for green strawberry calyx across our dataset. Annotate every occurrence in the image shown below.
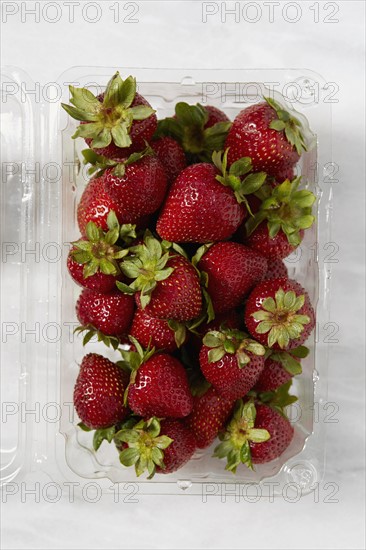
[155,102,231,161]
[213,400,270,472]
[115,416,173,479]
[245,177,316,247]
[167,320,187,348]
[71,211,132,278]
[118,336,156,404]
[82,144,153,178]
[61,72,155,149]
[251,288,311,349]
[77,423,117,452]
[264,96,307,155]
[74,324,121,350]
[266,344,309,376]
[249,380,298,418]
[203,328,265,368]
[213,149,267,214]
[116,232,175,308]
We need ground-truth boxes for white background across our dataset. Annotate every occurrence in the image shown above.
[1,1,365,549]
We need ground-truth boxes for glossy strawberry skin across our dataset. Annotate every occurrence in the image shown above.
[67,249,120,294]
[198,242,267,314]
[84,93,157,159]
[254,358,294,392]
[263,257,289,280]
[204,105,230,127]
[73,354,129,429]
[77,177,130,235]
[186,387,234,449]
[245,277,315,350]
[136,255,202,322]
[151,137,187,184]
[156,420,196,474]
[103,155,168,219]
[225,102,300,180]
[156,163,246,243]
[76,289,135,337]
[130,308,184,352]
[245,221,304,260]
[127,354,193,418]
[249,404,294,464]
[199,345,265,400]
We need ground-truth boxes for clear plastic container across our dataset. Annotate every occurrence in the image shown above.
[1,66,333,497]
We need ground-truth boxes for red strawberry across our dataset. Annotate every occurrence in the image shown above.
[157,151,266,243]
[204,105,230,127]
[186,387,234,448]
[73,353,129,429]
[199,328,265,400]
[225,97,308,179]
[249,404,294,464]
[130,308,187,352]
[254,345,308,392]
[197,242,267,314]
[76,289,135,337]
[214,400,293,470]
[264,257,288,280]
[62,72,157,160]
[116,417,196,477]
[118,234,202,322]
[151,137,187,184]
[68,251,120,294]
[77,177,125,235]
[101,153,168,219]
[255,358,293,392]
[156,102,231,162]
[67,216,129,294]
[245,278,315,350]
[244,178,315,260]
[124,343,193,418]
[245,222,302,260]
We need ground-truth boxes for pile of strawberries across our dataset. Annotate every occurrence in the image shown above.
[63,72,316,478]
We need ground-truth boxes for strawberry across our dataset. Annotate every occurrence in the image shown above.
[130,308,187,352]
[76,288,135,340]
[205,105,230,127]
[155,102,231,162]
[73,353,130,429]
[67,214,130,294]
[117,234,202,322]
[264,257,288,280]
[245,221,302,260]
[151,137,187,184]
[225,97,308,179]
[199,328,265,400]
[245,278,315,350]
[157,151,266,243]
[254,346,306,392]
[115,417,196,477]
[122,340,193,418]
[196,242,267,314]
[186,387,234,448]
[214,400,293,471]
[62,72,157,159]
[244,177,316,259]
[93,151,167,219]
[77,177,125,235]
